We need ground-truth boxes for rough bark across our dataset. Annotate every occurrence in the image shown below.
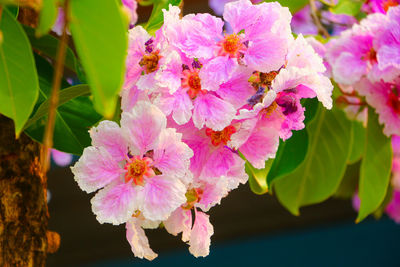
[0,116,48,267]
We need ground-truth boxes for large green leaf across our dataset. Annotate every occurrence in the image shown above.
[334,161,360,199]
[273,107,353,215]
[0,9,39,136]
[262,0,308,13]
[5,5,19,18]
[69,0,128,118]
[145,0,182,35]
[267,130,308,187]
[36,0,58,36]
[356,109,392,222]
[330,0,364,16]
[24,84,91,130]
[25,55,101,155]
[267,98,318,186]
[24,25,77,71]
[348,121,366,164]
[246,159,273,195]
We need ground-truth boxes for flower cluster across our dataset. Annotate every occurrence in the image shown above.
[72,0,332,260]
[326,6,400,137]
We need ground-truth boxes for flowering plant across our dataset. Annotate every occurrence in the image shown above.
[0,0,398,265]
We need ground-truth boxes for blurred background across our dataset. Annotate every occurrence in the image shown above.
[46,1,400,266]
[46,161,400,267]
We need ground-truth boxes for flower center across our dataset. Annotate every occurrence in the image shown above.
[182,69,204,99]
[260,102,278,118]
[276,94,298,115]
[124,156,155,186]
[383,0,398,12]
[388,87,400,115]
[182,188,203,210]
[364,48,377,63]
[206,125,237,147]
[220,34,243,57]
[139,51,160,74]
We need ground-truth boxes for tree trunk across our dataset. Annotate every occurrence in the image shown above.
[0,115,48,267]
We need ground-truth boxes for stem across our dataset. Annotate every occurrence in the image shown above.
[40,0,69,172]
[309,0,330,38]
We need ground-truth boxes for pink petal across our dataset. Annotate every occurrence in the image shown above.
[244,34,287,73]
[153,128,193,184]
[164,208,192,242]
[141,175,187,221]
[121,101,167,155]
[90,121,128,162]
[199,56,237,91]
[193,94,236,131]
[126,217,158,260]
[71,147,121,193]
[51,149,73,167]
[216,66,254,109]
[239,117,280,169]
[188,211,214,257]
[91,181,141,225]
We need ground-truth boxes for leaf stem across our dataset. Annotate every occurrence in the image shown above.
[40,0,69,172]
[309,0,330,38]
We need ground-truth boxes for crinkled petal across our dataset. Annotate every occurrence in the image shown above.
[90,121,128,162]
[71,147,121,193]
[216,66,254,109]
[245,35,287,73]
[164,208,192,242]
[153,128,193,184]
[126,217,158,260]
[199,56,237,91]
[193,94,236,131]
[156,50,183,94]
[121,101,167,155]
[91,181,141,225]
[142,175,187,221]
[188,211,214,258]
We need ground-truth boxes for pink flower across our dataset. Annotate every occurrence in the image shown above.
[52,8,70,36]
[155,53,237,130]
[356,78,400,136]
[363,0,399,14]
[71,101,193,224]
[386,190,400,223]
[51,149,73,167]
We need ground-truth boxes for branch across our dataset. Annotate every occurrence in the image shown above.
[309,0,330,38]
[40,0,70,172]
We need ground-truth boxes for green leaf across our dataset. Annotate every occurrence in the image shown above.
[267,98,318,186]
[348,121,366,164]
[36,0,58,36]
[24,84,91,130]
[5,5,19,18]
[262,0,308,13]
[69,0,128,118]
[334,161,360,199]
[24,25,77,71]
[267,130,308,187]
[373,184,393,220]
[356,109,393,223]
[0,9,39,136]
[246,159,273,195]
[145,0,182,35]
[25,54,102,155]
[273,107,353,215]
[331,0,364,16]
